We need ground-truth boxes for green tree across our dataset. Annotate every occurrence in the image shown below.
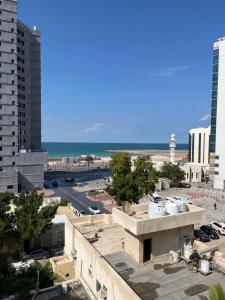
[0,193,14,239]
[199,284,225,300]
[160,163,185,187]
[107,174,140,206]
[86,155,94,168]
[110,152,131,175]
[107,153,158,206]
[59,198,69,206]
[133,155,159,195]
[14,189,58,252]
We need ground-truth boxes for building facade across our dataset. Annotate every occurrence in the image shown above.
[209,37,225,190]
[188,127,210,165]
[0,0,47,193]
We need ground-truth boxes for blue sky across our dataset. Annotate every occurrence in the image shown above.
[19,0,225,143]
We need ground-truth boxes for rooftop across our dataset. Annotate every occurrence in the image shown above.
[73,217,225,299]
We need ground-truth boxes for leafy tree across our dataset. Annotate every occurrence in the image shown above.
[160,163,185,187]
[0,193,15,242]
[14,189,58,252]
[107,174,141,206]
[86,155,94,168]
[133,155,159,195]
[199,284,225,300]
[59,198,69,206]
[107,153,158,206]
[110,152,131,176]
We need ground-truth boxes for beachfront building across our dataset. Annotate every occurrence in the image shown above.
[209,37,225,190]
[0,0,47,193]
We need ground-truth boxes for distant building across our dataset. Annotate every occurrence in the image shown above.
[209,37,225,190]
[188,127,210,165]
[0,0,47,192]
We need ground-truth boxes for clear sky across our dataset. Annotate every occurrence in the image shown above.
[19,0,225,143]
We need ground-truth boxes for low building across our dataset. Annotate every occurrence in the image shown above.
[56,202,225,300]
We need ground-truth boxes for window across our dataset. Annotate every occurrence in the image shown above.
[12,162,15,166]
[0,167,3,172]
[7,185,14,190]
[12,142,15,146]
[0,157,2,161]
[12,131,15,136]
[0,147,2,151]
[0,127,2,131]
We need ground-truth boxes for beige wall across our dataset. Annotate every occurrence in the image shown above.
[69,226,141,300]
[125,225,194,263]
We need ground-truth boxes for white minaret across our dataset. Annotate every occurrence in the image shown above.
[170,134,176,164]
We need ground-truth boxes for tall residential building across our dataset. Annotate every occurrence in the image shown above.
[188,127,210,165]
[0,0,47,193]
[209,37,225,190]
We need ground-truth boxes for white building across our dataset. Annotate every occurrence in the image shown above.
[189,127,210,165]
[209,37,225,190]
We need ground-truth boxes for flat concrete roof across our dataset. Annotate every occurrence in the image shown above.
[74,218,225,300]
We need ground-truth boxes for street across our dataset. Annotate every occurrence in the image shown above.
[45,170,111,215]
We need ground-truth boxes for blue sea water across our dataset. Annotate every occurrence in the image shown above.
[42,142,188,158]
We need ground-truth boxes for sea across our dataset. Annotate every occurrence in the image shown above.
[42,142,188,158]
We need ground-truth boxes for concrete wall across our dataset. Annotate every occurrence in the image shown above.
[125,225,194,263]
[64,217,141,300]
[112,204,206,236]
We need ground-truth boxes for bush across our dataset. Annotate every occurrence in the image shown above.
[59,198,69,206]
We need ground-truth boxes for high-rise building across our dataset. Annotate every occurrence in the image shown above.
[188,127,210,165]
[209,37,225,190]
[0,0,47,193]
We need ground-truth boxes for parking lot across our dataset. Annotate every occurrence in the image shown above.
[45,170,111,215]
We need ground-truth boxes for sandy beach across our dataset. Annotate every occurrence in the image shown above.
[104,149,188,160]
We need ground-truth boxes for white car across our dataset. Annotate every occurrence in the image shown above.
[98,189,104,193]
[210,222,225,235]
[88,205,101,215]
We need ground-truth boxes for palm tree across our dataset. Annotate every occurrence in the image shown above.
[199,284,225,300]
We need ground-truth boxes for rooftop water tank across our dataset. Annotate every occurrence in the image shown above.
[166,201,179,215]
[200,259,210,273]
[148,201,166,219]
[176,199,187,213]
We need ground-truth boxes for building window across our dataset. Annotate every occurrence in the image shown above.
[7,185,14,190]
[0,167,3,172]
[12,162,15,166]
[0,147,2,151]
[0,157,2,161]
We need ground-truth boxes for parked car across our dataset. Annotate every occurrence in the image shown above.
[177,182,191,188]
[64,177,74,183]
[24,247,51,261]
[200,225,220,239]
[97,189,104,193]
[210,222,225,235]
[194,229,210,242]
[52,180,58,187]
[88,205,101,215]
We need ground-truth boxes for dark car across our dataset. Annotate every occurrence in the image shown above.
[177,182,191,188]
[24,247,51,261]
[200,225,220,239]
[194,229,210,242]
[64,177,74,183]
[52,180,58,187]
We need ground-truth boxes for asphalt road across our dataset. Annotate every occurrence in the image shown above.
[45,171,110,215]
